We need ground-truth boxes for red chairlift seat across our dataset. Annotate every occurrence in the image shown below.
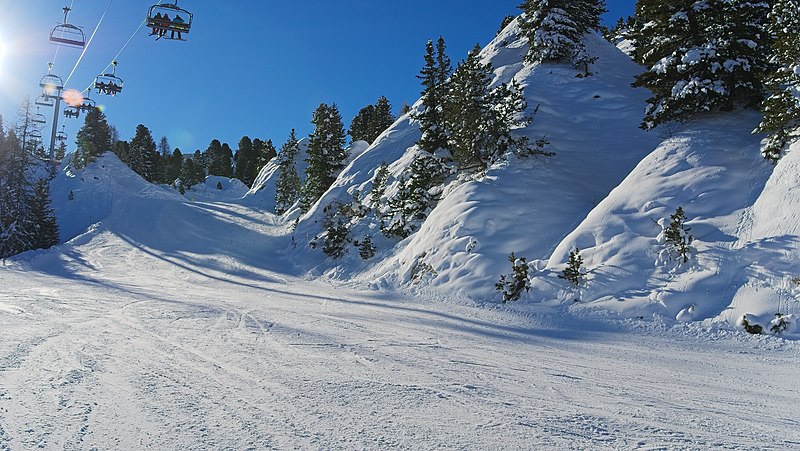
[50,8,86,49]
[147,2,193,40]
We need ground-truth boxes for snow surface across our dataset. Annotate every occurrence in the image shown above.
[1,155,798,449]
[1,17,799,449]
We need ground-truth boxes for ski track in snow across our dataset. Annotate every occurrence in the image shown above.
[1,197,799,449]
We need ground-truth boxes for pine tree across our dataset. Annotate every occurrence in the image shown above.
[359,235,376,260]
[495,252,531,302]
[164,148,183,185]
[518,0,606,64]
[129,124,161,183]
[497,15,516,36]
[54,140,67,162]
[300,103,348,212]
[381,154,446,239]
[74,107,112,168]
[755,0,800,162]
[664,206,693,263]
[349,104,376,143]
[416,37,452,154]
[371,96,395,142]
[235,136,260,187]
[275,129,303,215]
[559,247,585,286]
[29,179,59,250]
[205,139,233,177]
[321,202,350,259]
[0,128,34,259]
[349,97,396,144]
[370,162,390,207]
[255,138,278,167]
[445,46,493,168]
[179,158,204,190]
[633,0,771,129]
[158,136,171,158]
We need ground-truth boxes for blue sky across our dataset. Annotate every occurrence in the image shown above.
[0,1,635,155]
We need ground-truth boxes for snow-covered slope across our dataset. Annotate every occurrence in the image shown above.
[292,24,662,300]
[183,176,250,202]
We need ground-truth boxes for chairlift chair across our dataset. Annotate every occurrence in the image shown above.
[32,108,47,125]
[95,61,124,96]
[64,106,81,119]
[50,7,86,48]
[29,129,43,141]
[57,126,68,143]
[147,2,193,41]
[40,67,65,100]
[77,97,96,113]
[35,95,55,108]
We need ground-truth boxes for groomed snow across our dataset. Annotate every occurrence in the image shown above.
[1,155,798,448]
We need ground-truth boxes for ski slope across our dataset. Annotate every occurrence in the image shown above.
[1,156,799,449]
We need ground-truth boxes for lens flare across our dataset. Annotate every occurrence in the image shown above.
[62,89,84,107]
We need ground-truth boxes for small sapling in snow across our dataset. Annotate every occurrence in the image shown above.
[495,252,531,302]
[559,248,585,286]
[664,207,694,263]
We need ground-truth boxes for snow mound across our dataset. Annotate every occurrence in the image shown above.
[183,176,249,202]
[50,153,182,244]
[241,138,310,211]
[528,111,799,334]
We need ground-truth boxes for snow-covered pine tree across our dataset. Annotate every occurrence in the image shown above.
[559,247,585,286]
[300,103,348,213]
[518,0,606,65]
[381,153,446,239]
[416,37,452,154]
[370,162,390,207]
[29,178,59,250]
[321,202,350,259]
[74,107,112,168]
[55,140,67,162]
[633,0,771,129]
[495,252,531,302]
[275,129,303,215]
[0,128,34,260]
[664,206,693,263]
[445,45,492,169]
[359,235,376,260]
[755,0,800,162]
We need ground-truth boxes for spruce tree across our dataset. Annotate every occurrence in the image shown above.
[349,97,396,144]
[29,179,59,250]
[445,46,493,168]
[349,104,376,143]
[518,0,606,64]
[235,136,260,187]
[416,37,452,153]
[633,0,771,129]
[275,129,303,215]
[559,248,585,286]
[129,124,161,182]
[55,140,67,162]
[165,148,183,185]
[255,138,278,167]
[158,136,171,158]
[74,107,112,168]
[300,103,348,212]
[755,0,800,162]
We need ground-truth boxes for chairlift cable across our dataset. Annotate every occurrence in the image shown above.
[80,0,166,94]
[64,0,114,86]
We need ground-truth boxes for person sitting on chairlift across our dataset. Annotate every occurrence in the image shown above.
[159,14,170,37]
[151,12,163,35]
[172,15,185,40]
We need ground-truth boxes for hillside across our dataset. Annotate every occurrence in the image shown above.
[291,24,663,297]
